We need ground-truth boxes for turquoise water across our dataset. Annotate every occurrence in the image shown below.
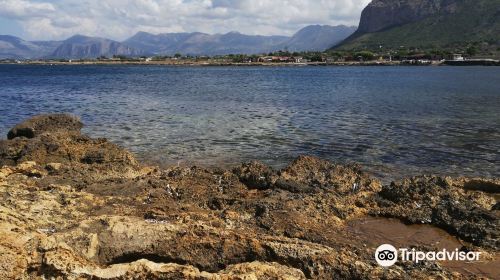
[0,65,499,179]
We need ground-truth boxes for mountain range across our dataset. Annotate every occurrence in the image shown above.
[335,0,500,51]
[0,25,356,59]
[0,35,57,59]
[3,0,496,58]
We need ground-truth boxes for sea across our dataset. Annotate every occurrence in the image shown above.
[1,64,499,181]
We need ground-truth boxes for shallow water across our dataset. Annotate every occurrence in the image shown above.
[348,217,500,278]
[0,65,499,180]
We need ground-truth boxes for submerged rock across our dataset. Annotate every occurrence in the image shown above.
[0,115,498,279]
[0,114,138,174]
[7,113,83,140]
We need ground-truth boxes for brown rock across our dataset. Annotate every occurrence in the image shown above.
[7,113,83,140]
[233,161,277,190]
[374,175,499,249]
[0,116,138,171]
[45,162,62,172]
[0,115,497,279]
[278,155,381,194]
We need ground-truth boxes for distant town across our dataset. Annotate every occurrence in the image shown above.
[2,50,499,66]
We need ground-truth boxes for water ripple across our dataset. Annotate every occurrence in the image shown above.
[0,65,499,181]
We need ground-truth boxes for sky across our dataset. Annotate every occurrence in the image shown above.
[0,0,371,41]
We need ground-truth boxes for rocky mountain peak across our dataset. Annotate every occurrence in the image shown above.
[357,0,460,33]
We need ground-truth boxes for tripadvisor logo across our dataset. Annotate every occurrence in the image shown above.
[375,244,481,267]
[375,244,398,267]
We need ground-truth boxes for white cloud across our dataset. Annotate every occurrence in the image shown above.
[0,0,55,19]
[0,0,371,40]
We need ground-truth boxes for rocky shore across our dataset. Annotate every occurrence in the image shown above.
[0,114,498,279]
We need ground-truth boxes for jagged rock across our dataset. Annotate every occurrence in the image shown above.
[278,155,381,194]
[493,202,500,211]
[0,117,138,171]
[374,176,499,249]
[45,162,62,172]
[273,178,312,193]
[458,178,500,193]
[0,115,497,279]
[234,156,381,194]
[7,113,83,140]
[233,161,277,190]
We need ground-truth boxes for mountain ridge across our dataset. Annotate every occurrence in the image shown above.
[0,25,356,59]
[279,25,357,51]
[124,31,291,56]
[335,0,500,51]
[50,35,143,59]
[0,35,58,59]
[123,25,356,56]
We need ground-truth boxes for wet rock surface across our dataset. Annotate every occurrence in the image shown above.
[7,114,83,140]
[0,114,498,279]
[373,176,499,249]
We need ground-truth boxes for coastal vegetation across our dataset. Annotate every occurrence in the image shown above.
[335,0,500,57]
[3,46,498,66]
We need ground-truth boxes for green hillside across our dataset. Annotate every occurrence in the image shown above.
[335,0,500,54]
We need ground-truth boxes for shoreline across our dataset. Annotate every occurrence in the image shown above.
[2,60,499,66]
[0,114,498,279]
[0,60,411,66]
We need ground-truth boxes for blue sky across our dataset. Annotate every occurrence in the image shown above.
[0,18,24,37]
[0,0,370,40]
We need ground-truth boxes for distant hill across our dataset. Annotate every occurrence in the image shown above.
[0,35,58,59]
[124,31,290,56]
[31,41,64,57]
[121,32,201,54]
[335,0,500,51]
[280,25,356,51]
[124,25,355,56]
[50,35,143,59]
[0,24,357,59]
